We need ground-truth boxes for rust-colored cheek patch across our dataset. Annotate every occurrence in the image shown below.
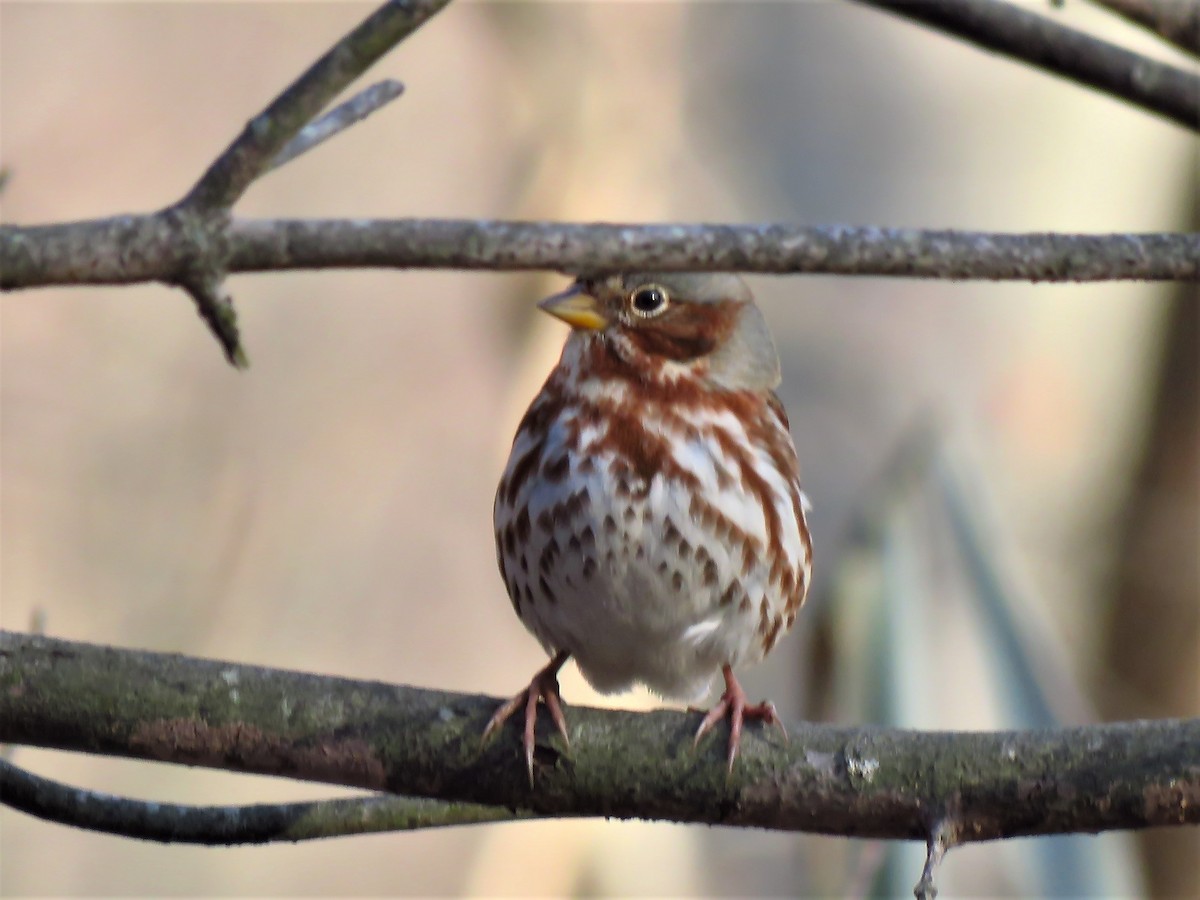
[130,718,387,790]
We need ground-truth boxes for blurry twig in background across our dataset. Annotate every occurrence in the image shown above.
[934,449,1144,896]
[1089,0,1200,56]
[266,79,406,174]
[850,0,1200,128]
[817,421,1150,896]
[935,452,1094,726]
[1103,277,1200,897]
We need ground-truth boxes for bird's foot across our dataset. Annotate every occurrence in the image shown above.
[693,664,788,771]
[483,651,570,782]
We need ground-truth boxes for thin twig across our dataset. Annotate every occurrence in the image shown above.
[2,631,1197,844]
[179,271,248,368]
[851,0,1200,131]
[2,220,1196,289]
[1089,0,1200,56]
[0,758,532,844]
[183,0,449,211]
[154,0,448,365]
[913,820,956,900]
[268,80,406,173]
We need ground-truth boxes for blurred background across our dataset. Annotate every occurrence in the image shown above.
[1,1,1196,896]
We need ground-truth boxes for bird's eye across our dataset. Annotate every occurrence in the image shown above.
[630,284,669,317]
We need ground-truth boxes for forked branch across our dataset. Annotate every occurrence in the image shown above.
[3,0,449,366]
[181,1,447,211]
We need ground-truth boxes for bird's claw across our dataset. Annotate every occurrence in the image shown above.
[693,665,787,771]
[483,652,570,783]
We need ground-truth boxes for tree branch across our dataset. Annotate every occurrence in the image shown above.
[181,1,447,210]
[1089,0,1200,57]
[2,631,1196,844]
[851,0,1200,131]
[2,218,1196,288]
[65,0,449,366]
[178,270,248,369]
[0,758,530,844]
[2,0,1196,371]
[266,80,406,173]
[914,819,956,900]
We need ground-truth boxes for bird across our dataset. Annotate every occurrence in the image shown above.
[487,272,812,778]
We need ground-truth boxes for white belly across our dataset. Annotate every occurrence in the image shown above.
[495,401,809,702]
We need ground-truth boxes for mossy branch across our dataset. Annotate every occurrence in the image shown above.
[2,631,1197,846]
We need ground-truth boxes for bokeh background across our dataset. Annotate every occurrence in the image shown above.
[2,1,1196,896]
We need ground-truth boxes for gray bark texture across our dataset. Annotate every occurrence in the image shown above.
[2,632,1197,843]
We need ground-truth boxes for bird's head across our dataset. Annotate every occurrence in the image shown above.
[538,273,781,392]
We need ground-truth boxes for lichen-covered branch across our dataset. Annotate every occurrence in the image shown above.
[2,631,1196,843]
[0,758,531,844]
[2,218,1196,288]
[852,0,1200,131]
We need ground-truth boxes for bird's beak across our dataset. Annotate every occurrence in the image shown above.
[537,286,608,331]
